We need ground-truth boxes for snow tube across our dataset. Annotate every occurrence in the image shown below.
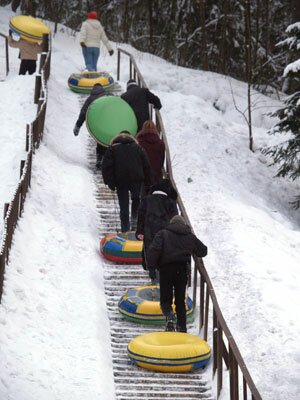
[68,71,115,94]
[128,332,211,373]
[118,285,193,325]
[86,96,138,147]
[100,232,142,264]
[9,15,50,43]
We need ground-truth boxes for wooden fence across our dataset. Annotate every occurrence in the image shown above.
[0,32,9,76]
[117,48,262,400]
[0,34,51,302]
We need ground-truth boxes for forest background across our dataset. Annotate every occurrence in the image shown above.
[1,0,300,96]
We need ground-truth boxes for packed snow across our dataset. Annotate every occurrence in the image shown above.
[0,5,300,400]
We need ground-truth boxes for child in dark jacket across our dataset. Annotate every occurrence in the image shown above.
[147,215,207,332]
[136,179,178,280]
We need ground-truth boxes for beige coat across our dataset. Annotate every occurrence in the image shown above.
[8,37,42,60]
[79,19,113,51]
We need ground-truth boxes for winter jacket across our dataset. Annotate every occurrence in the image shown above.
[102,134,152,188]
[136,128,165,184]
[76,85,109,128]
[79,19,113,51]
[147,221,207,270]
[121,85,162,130]
[8,37,41,60]
[136,180,178,254]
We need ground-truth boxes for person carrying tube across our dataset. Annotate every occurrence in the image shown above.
[147,215,207,333]
[8,29,42,75]
[73,83,110,169]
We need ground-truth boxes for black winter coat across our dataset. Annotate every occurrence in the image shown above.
[76,85,108,128]
[147,222,207,270]
[136,181,178,253]
[121,85,162,130]
[101,134,152,188]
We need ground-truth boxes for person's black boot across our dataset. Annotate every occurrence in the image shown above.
[176,324,187,333]
[165,312,175,332]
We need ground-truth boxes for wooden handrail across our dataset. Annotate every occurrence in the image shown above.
[117,47,262,400]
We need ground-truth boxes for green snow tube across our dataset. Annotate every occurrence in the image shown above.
[86,96,138,147]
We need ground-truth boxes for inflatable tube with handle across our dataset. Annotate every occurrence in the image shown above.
[86,96,137,147]
[9,15,50,43]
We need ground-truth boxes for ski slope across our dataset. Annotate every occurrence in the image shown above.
[0,6,300,400]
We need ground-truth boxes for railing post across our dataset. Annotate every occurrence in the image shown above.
[42,33,49,53]
[5,36,9,75]
[34,74,41,104]
[117,49,121,81]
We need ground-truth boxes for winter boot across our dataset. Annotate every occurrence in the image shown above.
[165,312,175,332]
[176,324,187,333]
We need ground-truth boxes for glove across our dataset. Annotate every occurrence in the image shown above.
[73,125,80,136]
[8,29,12,37]
[135,232,144,241]
[108,183,115,191]
[80,42,86,48]
[109,49,114,56]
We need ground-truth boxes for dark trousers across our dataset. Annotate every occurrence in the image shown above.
[116,183,141,232]
[96,143,106,163]
[159,264,188,330]
[19,60,36,75]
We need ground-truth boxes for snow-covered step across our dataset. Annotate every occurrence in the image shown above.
[88,138,214,400]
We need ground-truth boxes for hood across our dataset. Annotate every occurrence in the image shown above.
[112,134,136,145]
[165,222,192,235]
[137,128,160,144]
[87,19,101,30]
[150,179,177,200]
[90,85,106,96]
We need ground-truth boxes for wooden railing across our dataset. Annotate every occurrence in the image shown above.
[0,34,51,302]
[0,32,9,76]
[117,48,262,400]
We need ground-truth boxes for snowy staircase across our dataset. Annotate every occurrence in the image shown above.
[87,139,215,400]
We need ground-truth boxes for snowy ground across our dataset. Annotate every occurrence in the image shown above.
[0,5,300,400]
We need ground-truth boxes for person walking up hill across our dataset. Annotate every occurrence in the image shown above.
[79,11,114,71]
[147,215,207,333]
[121,79,162,131]
[102,131,152,233]
[73,83,109,169]
[8,29,41,75]
[136,178,178,280]
[136,120,165,185]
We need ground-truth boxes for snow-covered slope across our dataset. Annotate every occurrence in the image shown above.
[0,5,299,400]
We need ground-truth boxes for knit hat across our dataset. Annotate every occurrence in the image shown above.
[170,215,186,225]
[127,79,138,89]
[87,11,97,19]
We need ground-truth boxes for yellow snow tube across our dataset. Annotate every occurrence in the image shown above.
[128,332,211,372]
[9,16,50,43]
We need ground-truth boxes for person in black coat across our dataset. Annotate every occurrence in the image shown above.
[147,215,207,332]
[121,79,162,131]
[136,179,178,278]
[102,131,152,232]
[73,83,109,169]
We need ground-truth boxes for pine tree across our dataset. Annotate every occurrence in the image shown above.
[263,22,300,208]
